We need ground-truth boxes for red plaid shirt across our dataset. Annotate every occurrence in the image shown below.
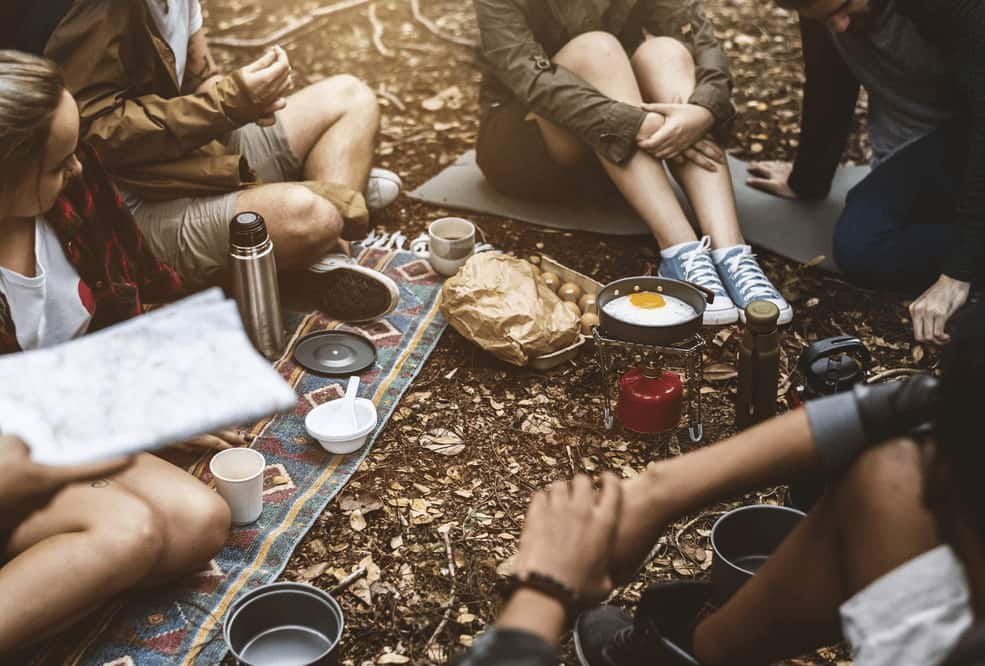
[0,143,183,354]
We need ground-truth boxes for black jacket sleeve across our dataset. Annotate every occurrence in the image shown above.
[788,17,861,200]
[451,628,558,666]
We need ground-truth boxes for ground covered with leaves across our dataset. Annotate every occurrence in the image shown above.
[205,1,926,663]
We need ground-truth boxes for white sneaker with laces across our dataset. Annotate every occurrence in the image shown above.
[364,168,402,211]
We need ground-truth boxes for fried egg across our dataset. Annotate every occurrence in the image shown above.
[603,291,696,326]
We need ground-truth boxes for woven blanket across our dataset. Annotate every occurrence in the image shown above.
[20,247,447,665]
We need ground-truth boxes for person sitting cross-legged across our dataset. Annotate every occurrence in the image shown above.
[473,0,792,325]
[452,302,985,666]
[20,0,402,321]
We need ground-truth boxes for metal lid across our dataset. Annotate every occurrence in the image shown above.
[230,211,268,248]
[745,300,780,333]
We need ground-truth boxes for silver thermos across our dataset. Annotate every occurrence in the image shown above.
[229,212,285,360]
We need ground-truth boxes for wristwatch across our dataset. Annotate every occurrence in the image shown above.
[502,571,581,615]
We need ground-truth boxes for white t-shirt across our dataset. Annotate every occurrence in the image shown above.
[144,0,204,87]
[0,219,94,351]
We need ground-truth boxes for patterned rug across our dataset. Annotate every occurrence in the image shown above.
[21,247,447,665]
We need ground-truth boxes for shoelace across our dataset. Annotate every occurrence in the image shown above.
[723,251,779,301]
[680,236,725,295]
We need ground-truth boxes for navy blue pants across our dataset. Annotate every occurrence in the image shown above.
[833,122,968,295]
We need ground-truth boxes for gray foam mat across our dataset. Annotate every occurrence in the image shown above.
[409,150,870,272]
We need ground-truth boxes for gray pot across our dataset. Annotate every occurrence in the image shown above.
[224,582,344,666]
[710,505,805,603]
[597,277,714,346]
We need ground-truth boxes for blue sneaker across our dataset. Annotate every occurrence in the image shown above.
[714,245,793,325]
[659,236,739,325]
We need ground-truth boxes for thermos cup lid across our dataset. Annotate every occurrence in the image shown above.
[745,300,780,333]
[230,212,269,247]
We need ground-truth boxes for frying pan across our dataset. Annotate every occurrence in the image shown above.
[597,276,714,345]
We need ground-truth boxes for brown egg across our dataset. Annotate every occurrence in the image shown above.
[557,282,583,303]
[562,301,581,318]
[580,312,600,335]
[578,293,598,314]
[540,271,560,292]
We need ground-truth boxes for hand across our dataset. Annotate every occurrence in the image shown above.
[173,429,249,453]
[671,138,726,172]
[0,436,133,529]
[637,103,715,160]
[514,473,622,604]
[746,160,798,199]
[909,274,971,344]
[238,46,293,124]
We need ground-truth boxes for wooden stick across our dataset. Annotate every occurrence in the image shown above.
[377,85,407,112]
[409,0,478,48]
[210,0,372,49]
[369,3,394,57]
[425,528,457,648]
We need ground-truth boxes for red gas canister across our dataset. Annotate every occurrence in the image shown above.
[617,362,684,434]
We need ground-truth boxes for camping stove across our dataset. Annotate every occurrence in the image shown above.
[592,329,706,442]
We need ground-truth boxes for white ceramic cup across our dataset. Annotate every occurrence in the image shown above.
[427,217,476,276]
[210,448,266,526]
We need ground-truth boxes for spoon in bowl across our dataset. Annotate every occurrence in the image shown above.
[343,376,360,431]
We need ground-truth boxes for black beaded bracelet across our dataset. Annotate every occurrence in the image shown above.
[502,571,581,614]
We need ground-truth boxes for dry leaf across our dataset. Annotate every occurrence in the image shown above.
[421,429,466,456]
[378,653,410,664]
[349,577,372,605]
[340,492,384,515]
[350,510,367,532]
[298,561,328,581]
[705,362,738,382]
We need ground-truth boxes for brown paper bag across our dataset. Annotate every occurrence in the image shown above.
[440,254,580,366]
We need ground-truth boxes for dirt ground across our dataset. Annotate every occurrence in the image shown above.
[203,1,924,664]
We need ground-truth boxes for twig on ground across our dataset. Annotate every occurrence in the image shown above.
[674,512,724,564]
[565,444,577,477]
[425,527,458,650]
[330,565,368,594]
[409,0,478,48]
[210,0,371,48]
[369,3,394,57]
[377,85,406,112]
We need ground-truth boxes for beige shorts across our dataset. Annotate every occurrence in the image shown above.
[121,119,302,289]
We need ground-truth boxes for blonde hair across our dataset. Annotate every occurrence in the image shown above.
[0,50,65,199]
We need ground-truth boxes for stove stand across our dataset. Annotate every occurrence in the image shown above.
[592,329,706,443]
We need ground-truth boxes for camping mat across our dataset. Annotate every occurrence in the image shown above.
[20,247,447,666]
[409,150,871,272]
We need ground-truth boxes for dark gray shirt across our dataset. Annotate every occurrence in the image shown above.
[828,0,958,164]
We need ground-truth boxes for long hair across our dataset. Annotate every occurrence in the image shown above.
[0,50,65,202]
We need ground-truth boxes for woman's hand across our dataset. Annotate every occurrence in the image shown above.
[174,429,249,453]
[0,436,133,529]
[637,103,715,160]
[513,472,623,604]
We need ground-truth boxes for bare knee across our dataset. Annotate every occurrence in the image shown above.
[274,185,343,265]
[166,488,231,566]
[632,36,696,102]
[834,437,924,515]
[95,495,166,577]
[328,74,380,127]
[634,36,694,69]
[556,31,627,77]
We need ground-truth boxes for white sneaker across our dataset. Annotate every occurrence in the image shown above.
[364,168,402,211]
[658,236,739,326]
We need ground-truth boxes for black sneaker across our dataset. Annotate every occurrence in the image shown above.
[574,605,641,666]
[303,256,400,323]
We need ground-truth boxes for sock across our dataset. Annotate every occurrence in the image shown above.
[661,240,698,259]
[711,244,748,264]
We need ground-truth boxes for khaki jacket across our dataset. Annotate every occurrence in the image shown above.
[42,0,369,226]
[474,0,734,164]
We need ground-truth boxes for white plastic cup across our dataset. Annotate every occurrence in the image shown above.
[210,448,266,526]
[427,217,476,276]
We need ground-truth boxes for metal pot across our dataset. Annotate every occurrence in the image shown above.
[597,277,714,345]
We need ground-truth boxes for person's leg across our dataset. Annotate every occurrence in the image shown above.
[539,31,697,249]
[833,123,967,295]
[110,453,230,581]
[0,484,165,653]
[276,74,380,193]
[631,36,743,249]
[694,438,941,665]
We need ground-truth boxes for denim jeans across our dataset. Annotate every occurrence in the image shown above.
[833,121,969,295]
